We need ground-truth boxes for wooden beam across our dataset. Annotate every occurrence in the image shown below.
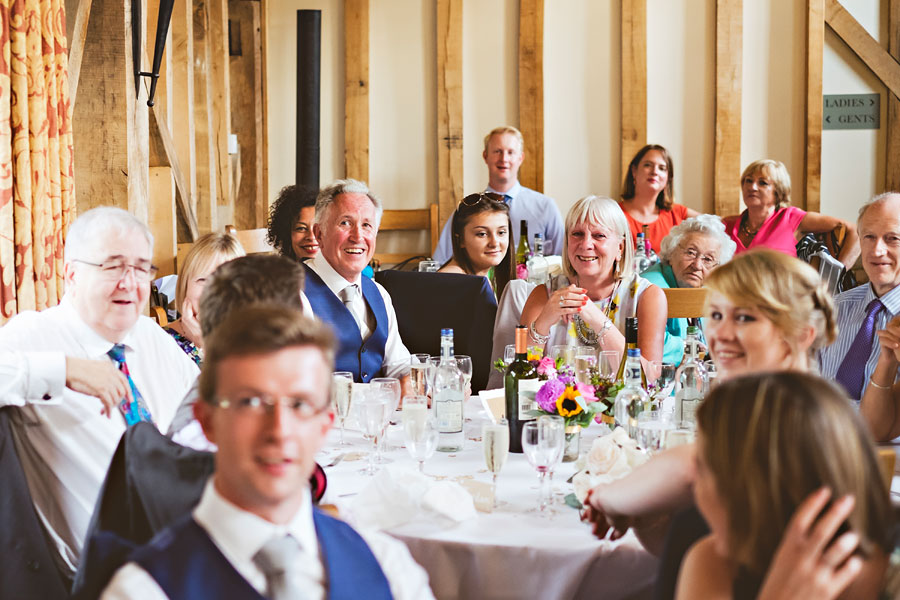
[714,0,742,216]
[171,0,198,218]
[887,0,900,192]
[518,0,544,192]
[150,106,200,239]
[806,0,824,212]
[824,0,900,99]
[208,0,233,210]
[194,0,218,234]
[67,0,92,109]
[148,167,177,276]
[436,0,462,231]
[260,0,269,204]
[344,0,369,181]
[228,0,265,229]
[620,0,647,180]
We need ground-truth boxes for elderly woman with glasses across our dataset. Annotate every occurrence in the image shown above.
[520,195,667,363]
[439,192,516,299]
[642,215,736,364]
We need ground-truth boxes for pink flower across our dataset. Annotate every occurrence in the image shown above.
[574,382,597,404]
[537,356,557,378]
[535,379,565,413]
[516,263,529,280]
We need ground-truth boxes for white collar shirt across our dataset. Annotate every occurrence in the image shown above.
[101,480,435,600]
[0,295,199,574]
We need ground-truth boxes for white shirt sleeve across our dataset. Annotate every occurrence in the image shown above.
[359,530,436,600]
[376,282,411,380]
[101,563,171,600]
[0,350,66,406]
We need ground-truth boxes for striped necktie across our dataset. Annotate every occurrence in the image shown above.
[107,344,154,425]
[834,298,884,400]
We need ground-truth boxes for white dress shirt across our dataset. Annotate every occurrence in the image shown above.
[0,296,199,575]
[301,252,410,379]
[101,480,435,600]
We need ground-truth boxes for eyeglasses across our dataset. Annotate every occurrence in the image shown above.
[74,259,159,282]
[212,395,330,419]
[459,192,505,208]
[678,247,718,269]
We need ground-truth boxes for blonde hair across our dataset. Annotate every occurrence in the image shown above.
[697,372,893,578]
[483,126,524,153]
[176,233,246,311]
[703,249,836,360]
[562,195,633,280]
[741,159,791,209]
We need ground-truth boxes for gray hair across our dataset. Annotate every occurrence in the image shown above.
[562,195,633,280]
[857,191,900,226]
[64,206,153,264]
[314,178,383,229]
[659,214,736,265]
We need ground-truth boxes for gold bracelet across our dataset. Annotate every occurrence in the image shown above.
[869,378,894,391]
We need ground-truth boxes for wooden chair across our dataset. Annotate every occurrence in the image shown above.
[662,287,709,319]
[149,306,168,327]
[223,225,273,254]
[878,447,896,489]
[373,204,440,268]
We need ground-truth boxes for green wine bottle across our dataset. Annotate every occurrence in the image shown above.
[505,325,538,453]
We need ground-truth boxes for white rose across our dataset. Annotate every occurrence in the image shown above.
[573,470,593,503]
[585,436,630,476]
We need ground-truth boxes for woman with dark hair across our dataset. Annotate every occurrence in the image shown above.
[266,184,320,261]
[439,192,515,299]
[620,144,699,252]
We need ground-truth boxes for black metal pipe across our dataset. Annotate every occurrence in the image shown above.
[296,10,321,188]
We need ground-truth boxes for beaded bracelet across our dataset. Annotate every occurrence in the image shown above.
[529,320,550,345]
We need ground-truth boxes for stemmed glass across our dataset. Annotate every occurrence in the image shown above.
[454,355,472,396]
[331,371,354,445]
[598,350,619,383]
[356,388,391,475]
[410,354,430,397]
[370,377,401,461]
[543,415,565,505]
[482,419,509,508]
[521,416,565,513]
[504,344,516,364]
[650,361,676,410]
[574,346,596,385]
[550,345,574,366]
[636,410,675,455]
[402,395,438,473]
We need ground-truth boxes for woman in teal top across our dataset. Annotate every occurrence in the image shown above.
[641,214,735,364]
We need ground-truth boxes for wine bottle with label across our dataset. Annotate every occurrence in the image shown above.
[615,317,647,387]
[515,220,531,267]
[526,232,549,285]
[504,325,538,453]
[434,328,464,451]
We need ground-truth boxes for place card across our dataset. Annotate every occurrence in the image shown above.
[478,389,505,422]
[460,480,494,513]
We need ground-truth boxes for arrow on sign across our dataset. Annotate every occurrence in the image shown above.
[826,115,831,123]
[870,98,876,106]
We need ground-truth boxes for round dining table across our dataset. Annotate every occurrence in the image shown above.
[318,397,658,600]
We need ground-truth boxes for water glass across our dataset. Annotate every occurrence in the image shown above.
[636,411,675,454]
[482,419,509,507]
[598,350,619,382]
[370,377,402,461]
[455,355,473,391]
[410,354,430,397]
[664,422,696,450]
[418,259,439,273]
[521,417,565,513]
[356,389,391,475]
[504,344,516,364]
[574,346,597,385]
[331,372,354,445]
[403,396,438,473]
[704,360,717,391]
[550,345,575,366]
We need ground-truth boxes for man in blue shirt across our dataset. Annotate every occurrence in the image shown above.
[432,126,564,263]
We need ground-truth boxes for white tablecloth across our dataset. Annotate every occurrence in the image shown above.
[319,399,657,600]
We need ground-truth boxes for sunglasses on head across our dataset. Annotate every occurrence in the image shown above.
[459,192,505,208]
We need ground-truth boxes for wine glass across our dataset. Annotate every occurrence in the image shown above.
[455,355,473,396]
[598,350,619,383]
[482,419,509,508]
[356,388,390,476]
[521,417,565,513]
[370,377,401,461]
[426,356,441,404]
[636,410,675,455]
[504,344,516,364]
[543,415,565,506]
[650,361,677,410]
[410,354,430,396]
[402,396,438,473]
[331,371,353,445]
[574,346,596,385]
[550,345,574,366]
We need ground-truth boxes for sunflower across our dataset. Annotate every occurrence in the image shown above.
[556,386,584,417]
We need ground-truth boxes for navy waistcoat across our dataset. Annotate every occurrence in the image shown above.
[303,265,388,382]
[133,510,393,600]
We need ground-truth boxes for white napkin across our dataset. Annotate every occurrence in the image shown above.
[348,466,477,531]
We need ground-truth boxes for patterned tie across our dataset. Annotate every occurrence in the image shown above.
[340,284,366,332]
[106,344,154,425]
[835,298,884,400]
[253,535,307,600]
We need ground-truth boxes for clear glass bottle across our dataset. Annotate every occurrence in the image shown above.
[674,326,707,425]
[614,348,649,439]
[526,232,549,285]
[515,220,531,268]
[434,328,465,451]
[642,224,659,268]
[504,325,539,453]
[634,231,652,274]
[615,317,647,387]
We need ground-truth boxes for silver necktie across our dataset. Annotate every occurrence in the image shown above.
[253,534,306,600]
[340,284,365,332]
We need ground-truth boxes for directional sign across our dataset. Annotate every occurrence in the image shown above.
[823,93,880,130]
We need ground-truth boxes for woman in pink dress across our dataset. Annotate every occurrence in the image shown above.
[723,159,859,269]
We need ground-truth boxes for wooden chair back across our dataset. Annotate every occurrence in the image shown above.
[878,448,896,489]
[223,225,273,254]
[663,287,709,319]
[149,306,168,327]
[374,204,440,267]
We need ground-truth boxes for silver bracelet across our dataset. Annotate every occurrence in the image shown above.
[598,319,614,347]
[529,320,550,345]
[869,378,893,390]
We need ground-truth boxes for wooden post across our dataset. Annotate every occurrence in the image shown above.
[67,0,93,109]
[194,0,218,233]
[171,0,198,221]
[518,0,544,192]
[805,0,824,212]
[345,0,369,182]
[886,0,900,192]
[714,0,742,216]
[620,0,647,181]
[436,0,463,231]
[824,0,900,98]
[148,167,177,276]
[208,0,233,214]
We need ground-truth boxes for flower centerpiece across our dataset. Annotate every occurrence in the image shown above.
[571,428,648,504]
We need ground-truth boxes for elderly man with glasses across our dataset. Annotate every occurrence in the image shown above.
[0,207,199,584]
[641,214,736,364]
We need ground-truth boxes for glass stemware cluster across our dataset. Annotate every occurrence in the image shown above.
[521,416,565,513]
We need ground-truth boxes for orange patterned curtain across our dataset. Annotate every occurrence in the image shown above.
[0,0,76,325]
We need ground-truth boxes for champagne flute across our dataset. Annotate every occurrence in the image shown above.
[410,354,430,396]
[543,415,565,506]
[482,419,509,508]
[522,417,565,513]
[331,371,354,445]
[574,346,596,385]
[356,389,390,476]
[402,396,438,473]
[371,377,401,461]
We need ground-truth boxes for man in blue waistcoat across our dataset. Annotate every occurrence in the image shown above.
[100,304,434,599]
[302,179,411,390]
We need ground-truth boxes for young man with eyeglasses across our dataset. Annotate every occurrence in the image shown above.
[100,305,433,600]
[0,207,199,583]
